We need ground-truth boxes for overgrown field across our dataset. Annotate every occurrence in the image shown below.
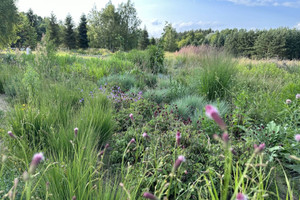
[0,44,300,200]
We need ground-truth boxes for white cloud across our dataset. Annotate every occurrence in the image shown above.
[226,0,300,7]
[173,20,222,32]
[294,23,300,29]
[151,19,163,26]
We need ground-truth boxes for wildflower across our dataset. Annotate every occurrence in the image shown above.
[236,192,248,200]
[129,113,134,121]
[7,131,16,139]
[29,152,45,174]
[105,143,109,149]
[74,127,78,137]
[254,143,265,154]
[143,192,158,200]
[130,138,135,144]
[286,99,292,104]
[143,132,149,138]
[295,134,300,142]
[296,94,300,99]
[176,131,181,146]
[72,196,76,200]
[174,155,186,170]
[205,105,227,131]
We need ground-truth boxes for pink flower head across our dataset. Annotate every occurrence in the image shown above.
[29,152,45,174]
[129,113,134,121]
[174,155,186,170]
[105,143,109,149]
[143,132,149,138]
[7,131,16,139]
[72,196,76,200]
[254,143,265,154]
[286,99,292,104]
[205,105,227,131]
[143,192,158,200]
[296,94,300,99]
[295,134,300,142]
[130,138,135,144]
[74,127,78,137]
[236,192,248,200]
[176,131,181,146]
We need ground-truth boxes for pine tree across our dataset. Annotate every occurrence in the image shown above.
[150,37,156,45]
[138,27,150,50]
[78,14,88,49]
[63,14,76,49]
[47,12,61,47]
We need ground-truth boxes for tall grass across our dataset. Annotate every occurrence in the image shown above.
[190,52,237,101]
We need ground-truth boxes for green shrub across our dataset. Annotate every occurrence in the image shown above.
[98,74,136,91]
[147,45,165,74]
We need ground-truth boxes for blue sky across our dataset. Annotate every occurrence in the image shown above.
[17,0,300,37]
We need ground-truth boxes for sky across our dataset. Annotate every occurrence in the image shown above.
[16,0,300,37]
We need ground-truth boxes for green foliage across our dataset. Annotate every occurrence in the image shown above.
[22,65,40,100]
[88,0,141,51]
[1,48,300,199]
[138,27,150,50]
[147,45,165,74]
[47,12,61,47]
[63,14,76,49]
[77,14,89,49]
[14,13,38,49]
[0,0,19,49]
[190,52,237,101]
[114,45,165,74]
[162,22,177,52]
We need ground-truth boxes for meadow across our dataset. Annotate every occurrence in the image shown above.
[0,42,300,200]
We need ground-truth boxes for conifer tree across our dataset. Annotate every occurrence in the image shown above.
[78,14,89,49]
[63,14,76,49]
[47,12,61,47]
[138,27,150,50]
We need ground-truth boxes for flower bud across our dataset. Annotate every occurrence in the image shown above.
[7,131,16,139]
[29,152,45,174]
[205,105,227,131]
[176,131,181,146]
[174,155,185,171]
[74,127,78,137]
[143,192,158,200]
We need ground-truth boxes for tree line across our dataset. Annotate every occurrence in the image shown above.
[0,0,155,51]
[161,24,300,59]
[2,0,300,59]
